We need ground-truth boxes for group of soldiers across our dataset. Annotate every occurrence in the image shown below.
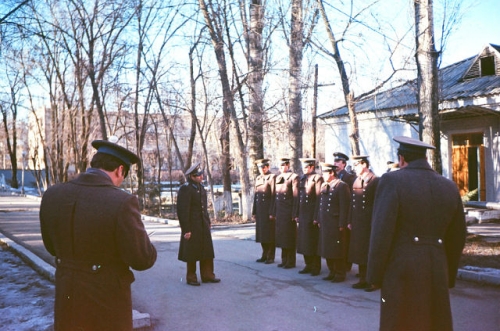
[252,152,379,291]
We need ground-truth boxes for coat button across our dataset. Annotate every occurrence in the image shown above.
[414,237,419,242]
[92,265,99,271]
[438,239,443,244]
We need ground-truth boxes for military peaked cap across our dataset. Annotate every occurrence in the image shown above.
[333,152,349,162]
[320,162,337,172]
[394,136,435,154]
[299,158,316,166]
[279,157,291,165]
[351,155,369,164]
[92,138,140,166]
[254,158,270,168]
[185,162,203,176]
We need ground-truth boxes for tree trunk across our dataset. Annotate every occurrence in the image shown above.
[414,0,442,173]
[317,0,360,156]
[248,0,265,175]
[289,0,304,171]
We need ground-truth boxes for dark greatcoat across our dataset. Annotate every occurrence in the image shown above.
[177,180,215,262]
[367,159,466,331]
[317,179,350,259]
[272,171,299,249]
[348,170,379,265]
[337,169,355,191]
[296,172,324,255]
[252,171,276,243]
[40,169,157,331]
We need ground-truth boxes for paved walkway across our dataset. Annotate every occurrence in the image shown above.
[1,194,500,330]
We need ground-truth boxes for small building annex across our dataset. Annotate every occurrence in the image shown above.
[318,43,500,202]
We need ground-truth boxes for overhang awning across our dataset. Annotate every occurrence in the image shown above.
[390,105,500,123]
[439,105,500,120]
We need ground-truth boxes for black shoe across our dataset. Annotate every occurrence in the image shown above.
[310,270,320,276]
[283,264,295,269]
[256,257,266,263]
[298,268,312,274]
[202,278,221,283]
[265,259,274,264]
[331,276,345,283]
[187,280,201,286]
[322,274,335,281]
[364,285,379,292]
[277,263,285,267]
[352,281,368,289]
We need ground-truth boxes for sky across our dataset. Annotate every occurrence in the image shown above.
[440,0,500,67]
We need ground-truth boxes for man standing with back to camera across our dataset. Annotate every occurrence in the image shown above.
[177,162,220,286]
[367,136,466,331]
[40,138,157,331]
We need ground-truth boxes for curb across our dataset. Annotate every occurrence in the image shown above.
[0,233,152,329]
[457,266,500,286]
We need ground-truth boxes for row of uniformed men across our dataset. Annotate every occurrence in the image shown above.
[252,152,378,291]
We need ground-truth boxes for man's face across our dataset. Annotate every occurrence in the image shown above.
[333,159,346,171]
[280,163,290,173]
[322,171,334,182]
[354,161,367,176]
[303,164,314,174]
[191,173,203,183]
[258,165,269,175]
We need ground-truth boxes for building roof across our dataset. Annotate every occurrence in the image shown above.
[318,43,500,120]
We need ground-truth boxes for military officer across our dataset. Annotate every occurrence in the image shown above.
[252,158,277,264]
[296,158,324,276]
[367,136,466,331]
[272,157,299,268]
[177,162,220,286]
[317,163,351,282]
[40,138,157,331]
[333,152,355,189]
[347,155,379,291]
[333,151,355,270]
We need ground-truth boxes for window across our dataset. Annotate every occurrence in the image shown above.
[480,56,495,76]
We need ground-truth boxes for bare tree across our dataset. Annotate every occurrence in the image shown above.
[198,0,253,220]
[414,0,441,173]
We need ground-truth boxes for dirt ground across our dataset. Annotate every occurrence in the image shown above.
[0,247,54,331]
[460,233,500,269]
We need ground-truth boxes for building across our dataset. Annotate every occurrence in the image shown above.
[319,43,500,202]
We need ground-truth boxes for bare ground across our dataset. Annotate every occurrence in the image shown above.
[460,233,500,269]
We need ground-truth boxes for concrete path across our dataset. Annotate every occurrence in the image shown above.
[1,194,500,330]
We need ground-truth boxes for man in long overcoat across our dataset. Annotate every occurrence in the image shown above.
[272,157,299,268]
[317,163,350,282]
[348,155,379,290]
[40,139,157,331]
[367,136,466,331]
[333,152,355,271]
[296,158,324,276]
[252,159,276,263]
[177,162,220,286]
